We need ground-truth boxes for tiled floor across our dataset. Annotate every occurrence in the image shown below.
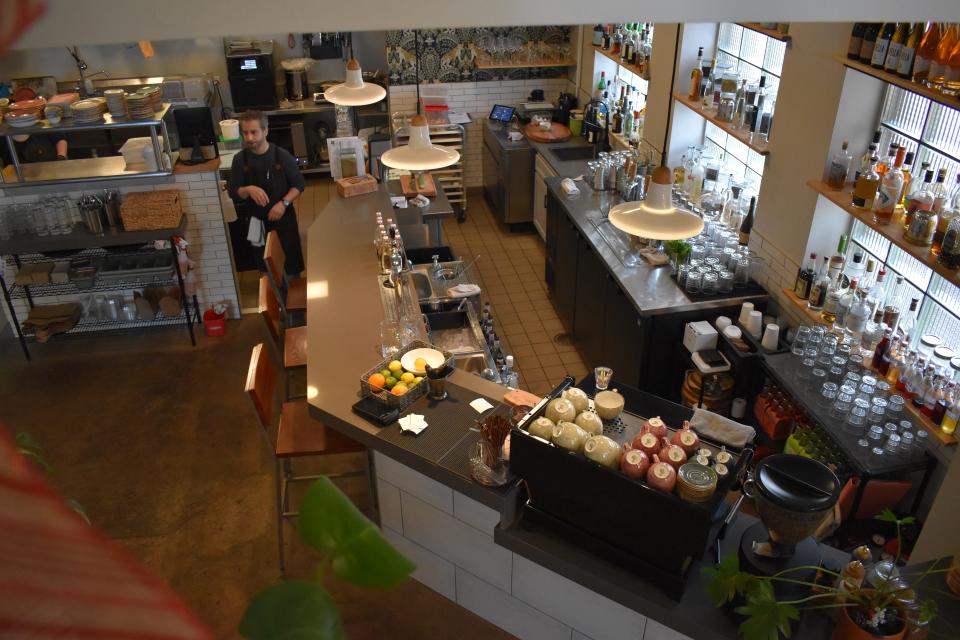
[237,178,589,396]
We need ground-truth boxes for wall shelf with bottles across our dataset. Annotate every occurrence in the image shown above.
[592,45,648,81]
[672,92,770,156]
[780,287,830,326]
[475,60,576,70]
[806,180,959,288]
[836,55,960,112]
[736,23,792,44]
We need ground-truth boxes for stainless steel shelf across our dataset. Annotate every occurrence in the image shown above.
[0,156,172,189]
[0,104,171,137]
[0,221,183,255]
[10,275,177,300]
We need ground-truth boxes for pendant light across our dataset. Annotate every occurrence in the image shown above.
[608,27,703,242]
[608,166,704,240]
[380,114,460,171]
[323,59,386,106]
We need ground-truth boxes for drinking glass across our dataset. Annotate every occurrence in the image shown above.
[733,254,751,288]
[885,434,902,456]
[701,271,718,295]
[379,320,402,358]
[792,342,806,358]
[677,263,689,288]
[685,269,702,294]
[808,367,827,393]
[821,382,839,400]
[886,395,905,422]
[828,365,845,384]
[885,422,900,438]
[718,269,734,293]
[868,425,885,443]
[595,366,613,392]
[900,431,915,456]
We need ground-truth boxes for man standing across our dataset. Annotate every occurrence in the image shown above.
[228,110,305,276]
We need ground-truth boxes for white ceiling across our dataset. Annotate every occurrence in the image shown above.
[13,0,960,49]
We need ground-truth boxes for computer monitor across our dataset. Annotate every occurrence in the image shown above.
[173,106,219,164]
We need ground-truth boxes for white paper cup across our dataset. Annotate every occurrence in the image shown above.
[762,323,781,350]
[737,302,754,327]
[220,118,240,140]
[715,315,732,332]
[746,310,763,339]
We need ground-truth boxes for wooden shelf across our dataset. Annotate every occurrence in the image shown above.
[836,55,960,111]
[672,92,770,155]
[780,288,830,325]
[806,180,960,288]
[737,23,792,44]
[475,60,575,69]
[592,46,649,81]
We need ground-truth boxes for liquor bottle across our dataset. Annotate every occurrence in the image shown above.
[874,146,906,225]
[852,155,881,210]
[884,23,910,72]
[828,234,848,283]
[938,214,960,269]
[733,79,748,129]
[877,143,900,178]
[502,355,519,390]
[808,256,831,310]
[601,28,611,51]
[881,274,906,332]
[859,23,880,64]
[848,23,866,60]
[913,22,941,84]
[827,141,853,189]
[896,350,917,393]
[941,388,959,435]
[903,358,928,401]
[856,129,882,181]
[630,111,641,143]
[933,204,957,256]
[933,384,956,427]
[867,268,888,323]
[845,287,872,337]
[880,335,901,378]
[621,28,633,62]
[899,151,916,207]
[595,71,606,99]
[872,327,893,370]
[837,278,858,327]
[703,59,718,108]
[922,375,944,418]
[611,25,622,56]
[794,252,817,299]
[871,23,896,69]
[738,196,756,245]
[932,167,950,213]
[945,37,960,95]
[927,23,957,88]
[898,298,920,343]
[623,105,633,139]
[897,23,925,79]
[844,249,867,284]
[821,277,842,324]
[904,169,935,232]
[859,258,878,294]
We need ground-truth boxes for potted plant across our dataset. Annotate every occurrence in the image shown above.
[239,478,415,640]
[704,509,950,640]
[664,239,691,271]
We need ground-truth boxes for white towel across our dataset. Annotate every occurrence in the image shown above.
[447,283,481,298]
[561,178,580,196]
[247,216,265,247]
[688,408,755,448]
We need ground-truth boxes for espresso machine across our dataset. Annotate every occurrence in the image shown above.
[225,40,277,110]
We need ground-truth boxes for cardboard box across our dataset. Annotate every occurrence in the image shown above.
[50,262,70,284]
[335,175,378,198]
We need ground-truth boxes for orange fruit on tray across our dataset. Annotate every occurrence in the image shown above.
[391,383,408,396]
[367,373,386,390]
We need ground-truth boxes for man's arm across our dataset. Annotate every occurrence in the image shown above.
[266,148,305,220]
[55,138,67,160]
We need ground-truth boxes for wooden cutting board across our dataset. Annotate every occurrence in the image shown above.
[524,122,571,143]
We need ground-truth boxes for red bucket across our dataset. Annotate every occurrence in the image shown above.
[202,309,227,337]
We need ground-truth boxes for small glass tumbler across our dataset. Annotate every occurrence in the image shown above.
[718,270,734,293]
[829,365,845,384]
[868,425,885,443]
[808,368,828,393]
[886,395,905,422]
[875,380,891,399]
[594,366,613,392]
[884,422,900,438]
[685,269,703,294]
[821,382,839,400]
[885,434,902,456]
[701,271,718,295]
[677,263,689,288]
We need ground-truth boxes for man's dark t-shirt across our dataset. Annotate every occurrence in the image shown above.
[228,143,306,275]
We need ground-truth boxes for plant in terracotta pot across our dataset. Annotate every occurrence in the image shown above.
[704,509,953,640]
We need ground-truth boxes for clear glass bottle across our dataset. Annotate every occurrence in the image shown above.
[808,256,831,310]
[835,278,859,329]
[852,155,881,210]
[875,146,906,225]
[942,386,960,434]
[927,23,957,88]
[881,275,907,332]
[867,268,888,323]
[829,234,849,283]
[827,141,853,189]
[846,288,873,338]
[913,22,941,84]
[821,276,842,324]
[938,214,960,269]
[702,59,718,108]
[898,298,920,344]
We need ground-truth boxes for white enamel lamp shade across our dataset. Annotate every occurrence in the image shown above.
[323,59,387,106]
[608,166,704,241]
[380,115,460,171]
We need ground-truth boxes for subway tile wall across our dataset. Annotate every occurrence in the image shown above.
[0,172,241,334]
[388,79,576,189]
[747,228,806,328]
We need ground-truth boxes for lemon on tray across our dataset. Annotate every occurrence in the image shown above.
[388,360,403,374]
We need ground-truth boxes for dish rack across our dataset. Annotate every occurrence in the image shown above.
[392,122,467,221]
[359,340,455,411]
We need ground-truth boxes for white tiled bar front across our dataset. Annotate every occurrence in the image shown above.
[0,171,241,332]
[373,451,692,640]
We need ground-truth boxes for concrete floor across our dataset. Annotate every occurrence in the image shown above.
[0,318,515,639]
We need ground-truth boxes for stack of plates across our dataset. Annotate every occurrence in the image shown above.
[8,98,45,118]
[71,98,107,123]
[676,463,718,504]
[126,88,160,120]
[103,89,127,118]
[5,111,39,128]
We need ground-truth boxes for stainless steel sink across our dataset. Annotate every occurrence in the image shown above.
[456,353,493,376]
[410,272,433,300]
[550,146,596,161]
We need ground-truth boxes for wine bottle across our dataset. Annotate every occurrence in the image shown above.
[859,23,880,64]
[897,23,925,78]
[690,47,704,100]
[927,23,958,88]
[885,23,910,72]
[848,23,866,60]
[871,23,896,69]
[738,196,756,245]
[913,22,941,84]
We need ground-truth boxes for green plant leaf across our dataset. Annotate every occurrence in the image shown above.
[239,580,344,640]
[874,508,900,524]
[703,553,753,606]
[918,598,938,624]
[298,478,414,588]
[735,597,799,640]
[66,499,90,525]
[15,431,42,452]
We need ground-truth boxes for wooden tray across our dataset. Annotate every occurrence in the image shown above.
[524,122,571,143]
[399,173,438,197]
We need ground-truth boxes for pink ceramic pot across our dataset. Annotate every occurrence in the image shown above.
[671,420,700,456]
[641,416,668,439]
[659,437,688,471]
[647,455,677,493]
[620,448,650,480]
[634,431,661,458]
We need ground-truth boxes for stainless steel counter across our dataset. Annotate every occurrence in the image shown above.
[263,99,335,116]
[546,176,767,317]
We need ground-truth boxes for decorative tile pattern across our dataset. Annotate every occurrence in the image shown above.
[387,26,573,84]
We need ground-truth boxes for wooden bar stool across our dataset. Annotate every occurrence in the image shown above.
[258,275,307,399]
[245,343,368,574]
[263,230,307,325]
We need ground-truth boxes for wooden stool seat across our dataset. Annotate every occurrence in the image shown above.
[277,401,366,458]
[284,325,307,368]
[286,277,307,311]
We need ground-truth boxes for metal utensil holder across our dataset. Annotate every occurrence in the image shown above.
[78,196,105,235]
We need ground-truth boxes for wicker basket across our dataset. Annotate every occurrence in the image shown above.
[120,190,183,231]
[360,340,455,411]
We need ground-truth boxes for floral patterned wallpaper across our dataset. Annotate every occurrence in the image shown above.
[386,26,573,84]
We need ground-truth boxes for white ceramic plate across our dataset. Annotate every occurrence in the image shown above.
[400,348,445,375]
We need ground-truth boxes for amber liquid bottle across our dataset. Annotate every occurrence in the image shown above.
[913,22,941,84]
[944,36,960,95]
[928,23,958,88]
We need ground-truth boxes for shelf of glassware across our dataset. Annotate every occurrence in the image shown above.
[671,92,770,156]
[806,180,959,288]
[836,55,960,112]
[592,45,649,81]
[474,60,576,69]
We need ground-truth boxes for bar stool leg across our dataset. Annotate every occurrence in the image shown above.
[274,458,286,574]
[365,449,380,525]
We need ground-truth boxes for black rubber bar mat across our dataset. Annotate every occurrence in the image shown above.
[375,382,500,464]
[437,403,516,492]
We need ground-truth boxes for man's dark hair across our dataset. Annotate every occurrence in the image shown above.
[239,110,268,130]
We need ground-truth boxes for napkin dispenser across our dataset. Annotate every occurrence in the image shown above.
[683,321,718,353]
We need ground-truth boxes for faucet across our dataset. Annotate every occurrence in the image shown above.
[66,46,108,97]
[582,99,611,152]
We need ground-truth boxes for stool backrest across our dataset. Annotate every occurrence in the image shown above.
[244,343,278,434]
[263,230,286,290]
[258,275,282,348]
